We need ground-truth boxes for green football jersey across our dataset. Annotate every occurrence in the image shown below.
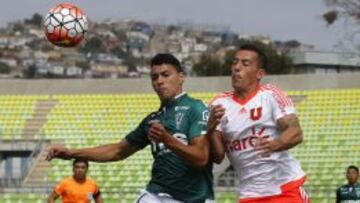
[126,93,213,203]
[337,183,360,203]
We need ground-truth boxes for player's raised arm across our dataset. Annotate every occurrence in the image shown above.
[46,139,139,162]
[207,104,226,164]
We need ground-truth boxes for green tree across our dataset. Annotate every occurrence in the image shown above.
[0,62,11,74]
[12,23,25,33]
[193,40,293,76]
[192,55,224,76]
[110,46,128,59]
[25,13,43,27]
[80,37,104,53]
[23,64,37,78]
[235,40,292,74]
[75,61,91,71]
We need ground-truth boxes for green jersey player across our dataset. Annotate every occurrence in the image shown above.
[46,53,214,203]
[336,165,360,203]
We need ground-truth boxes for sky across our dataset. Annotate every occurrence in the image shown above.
[0,0,345,51]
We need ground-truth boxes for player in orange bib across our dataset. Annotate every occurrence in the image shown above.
[47,159,103,203]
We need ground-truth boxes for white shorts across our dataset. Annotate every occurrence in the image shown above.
[134,190,215,203]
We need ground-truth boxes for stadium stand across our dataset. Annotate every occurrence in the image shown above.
[0,74,359,203]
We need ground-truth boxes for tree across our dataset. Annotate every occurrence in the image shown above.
[12,23,25,33]
[323,0,360,51]
[192,54,226,76]
[192,40,293,76]
[23,64,37,78]
[110,46,128,59]
[0,62,11,74]
[323,0,360,25]
[25,13,43,27]
[80,37,104,53]
[75,61,91,71]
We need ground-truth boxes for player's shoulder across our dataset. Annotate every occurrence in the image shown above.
[58,176,74,185]
[184,94,207,109]
[338,184,350,190]
[209,91,233,105]
[260,83,286,95]
[142,110,161,122]
[260,83,292,102]
[63,176,73,182]
[85,177,99,185]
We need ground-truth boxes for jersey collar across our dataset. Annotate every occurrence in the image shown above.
[232,85,260,105]
[160,91,187,110]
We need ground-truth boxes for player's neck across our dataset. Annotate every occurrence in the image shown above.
[73,175,86,183]
[348,181,358,186]
[234,83,259,100]
[160,91,185,106]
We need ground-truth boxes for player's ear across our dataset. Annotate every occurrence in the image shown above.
[257,68,265,81]
[179,72,185,85]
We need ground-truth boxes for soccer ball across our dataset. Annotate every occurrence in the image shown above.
[43,3,88,47]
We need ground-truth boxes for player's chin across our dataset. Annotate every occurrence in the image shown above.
[232,83,244,91]
[157,92,171,101]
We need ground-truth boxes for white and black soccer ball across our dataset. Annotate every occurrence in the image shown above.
[43,3,88,47]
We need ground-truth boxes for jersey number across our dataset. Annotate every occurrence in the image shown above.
[151,142,166,155]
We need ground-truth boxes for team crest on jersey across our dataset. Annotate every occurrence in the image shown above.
[175,113,184,129]
[250,107,262,121]
[202,110,209,121]
[175,106,190,111]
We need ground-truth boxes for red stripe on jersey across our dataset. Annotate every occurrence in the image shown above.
[209,91,233,105]
[261,84,288,105]
[261,84,293,107]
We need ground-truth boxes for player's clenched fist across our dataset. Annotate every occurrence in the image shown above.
[46,146,72,161]
[148,122,171,144]
[207,104,225,134]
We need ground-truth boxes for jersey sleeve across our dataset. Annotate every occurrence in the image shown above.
[188,101,209,140]
[93,181,101,198]
[268,87,296,121]
[125,116,150,149]
[336,187,341,202]
[54,180,65,196]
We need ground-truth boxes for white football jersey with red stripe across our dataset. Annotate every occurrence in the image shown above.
[210,84,305,199]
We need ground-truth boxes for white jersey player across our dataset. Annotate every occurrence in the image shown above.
[207,45,310,203]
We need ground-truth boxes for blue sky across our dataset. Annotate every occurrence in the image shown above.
[0,0,343,51]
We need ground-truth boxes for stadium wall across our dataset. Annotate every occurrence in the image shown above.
[0,73,358,95]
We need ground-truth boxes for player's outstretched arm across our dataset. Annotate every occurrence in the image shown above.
[255,114,303,156]
[207,104,226,164]
[46,139,139,162]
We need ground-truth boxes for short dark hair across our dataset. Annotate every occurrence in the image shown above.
[150,53,183,73]
[73,159,89,168]
[347,165,359,174]
[238,44,267,70]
